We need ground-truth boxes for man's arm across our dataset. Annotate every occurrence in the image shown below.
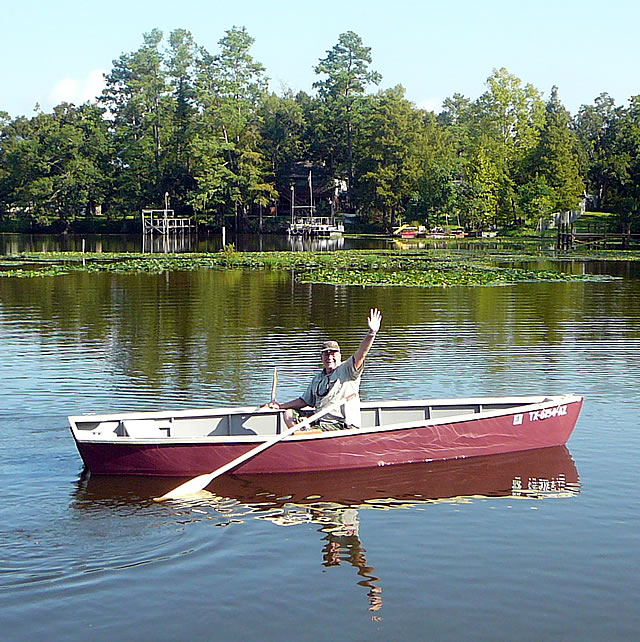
[269,397,307,410]
[353,308,382,370]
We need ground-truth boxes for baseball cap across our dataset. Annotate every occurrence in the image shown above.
[321,340,341,353]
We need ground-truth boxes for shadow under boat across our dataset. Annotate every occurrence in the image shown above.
[74,445,580,510]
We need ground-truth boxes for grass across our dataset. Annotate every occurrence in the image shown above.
[574,211,619,232]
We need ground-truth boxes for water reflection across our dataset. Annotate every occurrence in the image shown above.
[73,447,579,615]
[141,233,199,254]
[287,235,345,252]
[74,446,580,507]
[0,232,386,254]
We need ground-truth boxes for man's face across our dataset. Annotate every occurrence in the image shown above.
[321,350,341,373]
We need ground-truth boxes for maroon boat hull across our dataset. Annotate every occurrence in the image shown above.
[74,397,583,476]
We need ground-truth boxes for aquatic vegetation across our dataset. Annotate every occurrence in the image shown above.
[0,247,626,287]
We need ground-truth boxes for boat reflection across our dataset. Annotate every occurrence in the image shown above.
[287,235,345,252]
[75,445,579,508]
[208,445,580,506]
[74,446,579,616]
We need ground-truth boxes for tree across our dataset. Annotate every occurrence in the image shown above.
[313,31,381,201]
[437,93,474,154]
[604,96,640,232]
[526,86,584,217]
[574,93,617,208]
[0,103,111,229]
[101,29,170,214]
[353,87,422,227]
[190,27,275,225]
[259,90,309,200]
[463,136,501,229]
[164,28,199,210]
[473,68,545,223]
[414,110,463,228]
[517,174,555,224]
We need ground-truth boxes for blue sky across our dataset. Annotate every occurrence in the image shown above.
[2,0,639,118]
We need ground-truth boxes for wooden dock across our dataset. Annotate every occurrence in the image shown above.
[142,209,196,235]
[558,222,638,250]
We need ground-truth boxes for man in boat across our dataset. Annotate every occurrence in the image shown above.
[268,308,382,431]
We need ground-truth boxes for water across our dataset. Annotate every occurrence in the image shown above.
[1,239,639,640]
[0,232,387,254]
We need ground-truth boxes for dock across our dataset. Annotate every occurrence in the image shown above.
[558,222,638,250]
[142,209,196,235]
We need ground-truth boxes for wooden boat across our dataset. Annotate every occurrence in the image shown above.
[68,394,583,477]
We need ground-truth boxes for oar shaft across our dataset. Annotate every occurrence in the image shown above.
[204,398,346,481]
[270,367,278,404]
[155,394,354,501]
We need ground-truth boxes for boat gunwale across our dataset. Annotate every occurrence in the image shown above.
[69,394,583,446]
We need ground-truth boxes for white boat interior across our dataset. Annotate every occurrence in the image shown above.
[69,395,574,442]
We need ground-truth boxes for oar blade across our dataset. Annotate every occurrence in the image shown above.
[153,472,215,502]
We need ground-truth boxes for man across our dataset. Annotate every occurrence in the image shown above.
[269,308,382,430]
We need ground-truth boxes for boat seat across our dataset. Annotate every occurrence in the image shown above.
[84,421,121,437]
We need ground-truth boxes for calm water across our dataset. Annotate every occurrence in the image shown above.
[0,231,384,254]
[1,235,639,640]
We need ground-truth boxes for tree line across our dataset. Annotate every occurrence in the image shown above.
[0,27,639,233]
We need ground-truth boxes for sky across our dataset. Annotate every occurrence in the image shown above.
[1,0,639,119]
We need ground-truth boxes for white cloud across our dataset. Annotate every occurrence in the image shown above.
[48,69,106,107]
[416,97,444,114]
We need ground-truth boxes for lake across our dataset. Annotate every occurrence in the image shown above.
[1,234,639,640]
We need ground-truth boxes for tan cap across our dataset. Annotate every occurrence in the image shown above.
[321,340,341,353]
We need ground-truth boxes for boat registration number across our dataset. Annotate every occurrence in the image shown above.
[513,404,568,425]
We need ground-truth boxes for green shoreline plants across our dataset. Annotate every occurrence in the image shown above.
[0,248,627,286]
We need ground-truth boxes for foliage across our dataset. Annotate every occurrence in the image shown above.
[0,248,626,287]
[353,86,423,227]
[2,29,640,232]
[0,103,111,228]
[312,31,381,194]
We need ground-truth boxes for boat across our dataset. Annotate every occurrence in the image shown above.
[392,224,425,239]
[427,226,468,239]
[68,394,583,477]
[468,229,498,239]
[287,216,344,237]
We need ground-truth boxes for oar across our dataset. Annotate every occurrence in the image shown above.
[154,394,354,502]
[270,367,278,405]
